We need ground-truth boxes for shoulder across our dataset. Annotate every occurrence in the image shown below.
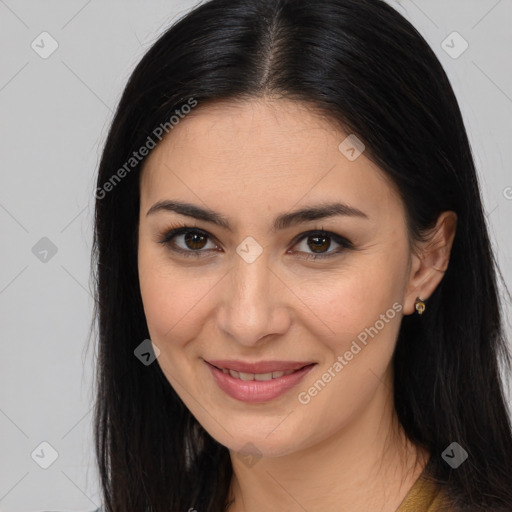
[396,474,453,512]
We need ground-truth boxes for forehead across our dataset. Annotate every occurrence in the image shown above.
[139,98,403,224]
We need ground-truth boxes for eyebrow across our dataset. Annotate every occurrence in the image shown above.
[146,200,368,231]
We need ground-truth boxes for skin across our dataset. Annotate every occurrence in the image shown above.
[137,98,457,512]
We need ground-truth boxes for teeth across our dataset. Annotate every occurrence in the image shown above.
[255,372,273,381]
[222,368,298,380]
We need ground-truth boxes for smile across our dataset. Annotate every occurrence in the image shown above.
[214,367,299,381]
[204,360,317,403]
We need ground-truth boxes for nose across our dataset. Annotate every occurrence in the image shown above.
[217,251,292,347]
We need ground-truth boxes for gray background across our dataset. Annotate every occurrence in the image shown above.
[0,0,511,510]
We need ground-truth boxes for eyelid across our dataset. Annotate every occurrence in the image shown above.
[157,225,221,257]
[287,229,353,260]
[157,224,353,260]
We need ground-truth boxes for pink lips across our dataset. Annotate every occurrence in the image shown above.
[207,359,313,374]
[204,359,316,403]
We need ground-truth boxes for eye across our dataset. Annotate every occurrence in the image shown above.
[289,229,353,260]
[158,225,220,258]
[158,224,353,261]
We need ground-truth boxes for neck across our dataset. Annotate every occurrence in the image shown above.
[225,373,429,512]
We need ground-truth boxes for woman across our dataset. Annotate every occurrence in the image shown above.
[91,0,512,510]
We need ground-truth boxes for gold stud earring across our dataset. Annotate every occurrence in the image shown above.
[415,297,426,315]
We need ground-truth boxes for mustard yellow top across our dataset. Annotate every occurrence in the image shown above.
[396,468,451,511]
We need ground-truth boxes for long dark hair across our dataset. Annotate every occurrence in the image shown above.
[91,0,512,510]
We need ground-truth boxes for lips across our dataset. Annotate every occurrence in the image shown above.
[205,360,317,403]
[206,359,314,374]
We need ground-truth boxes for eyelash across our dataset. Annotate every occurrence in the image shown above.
[157,223,354,261]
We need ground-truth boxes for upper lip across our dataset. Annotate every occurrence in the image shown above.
[205,359,315,374]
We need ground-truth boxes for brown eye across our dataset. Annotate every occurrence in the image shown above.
[159,226,353,262]
[159,227,219,257]
[291,230,353,260]
[184,231,208,250]
[307,234,331,253]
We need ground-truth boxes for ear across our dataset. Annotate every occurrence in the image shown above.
[403,210,458,315]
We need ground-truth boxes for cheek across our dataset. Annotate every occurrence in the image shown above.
[294,261,406,435]
[321,254,406,331]
[307,247,409,380]
[138,244,219,349]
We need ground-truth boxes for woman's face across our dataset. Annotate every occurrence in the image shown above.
[137,98,421,457]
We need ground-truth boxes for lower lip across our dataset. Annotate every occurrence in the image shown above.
[205,361,316,403]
